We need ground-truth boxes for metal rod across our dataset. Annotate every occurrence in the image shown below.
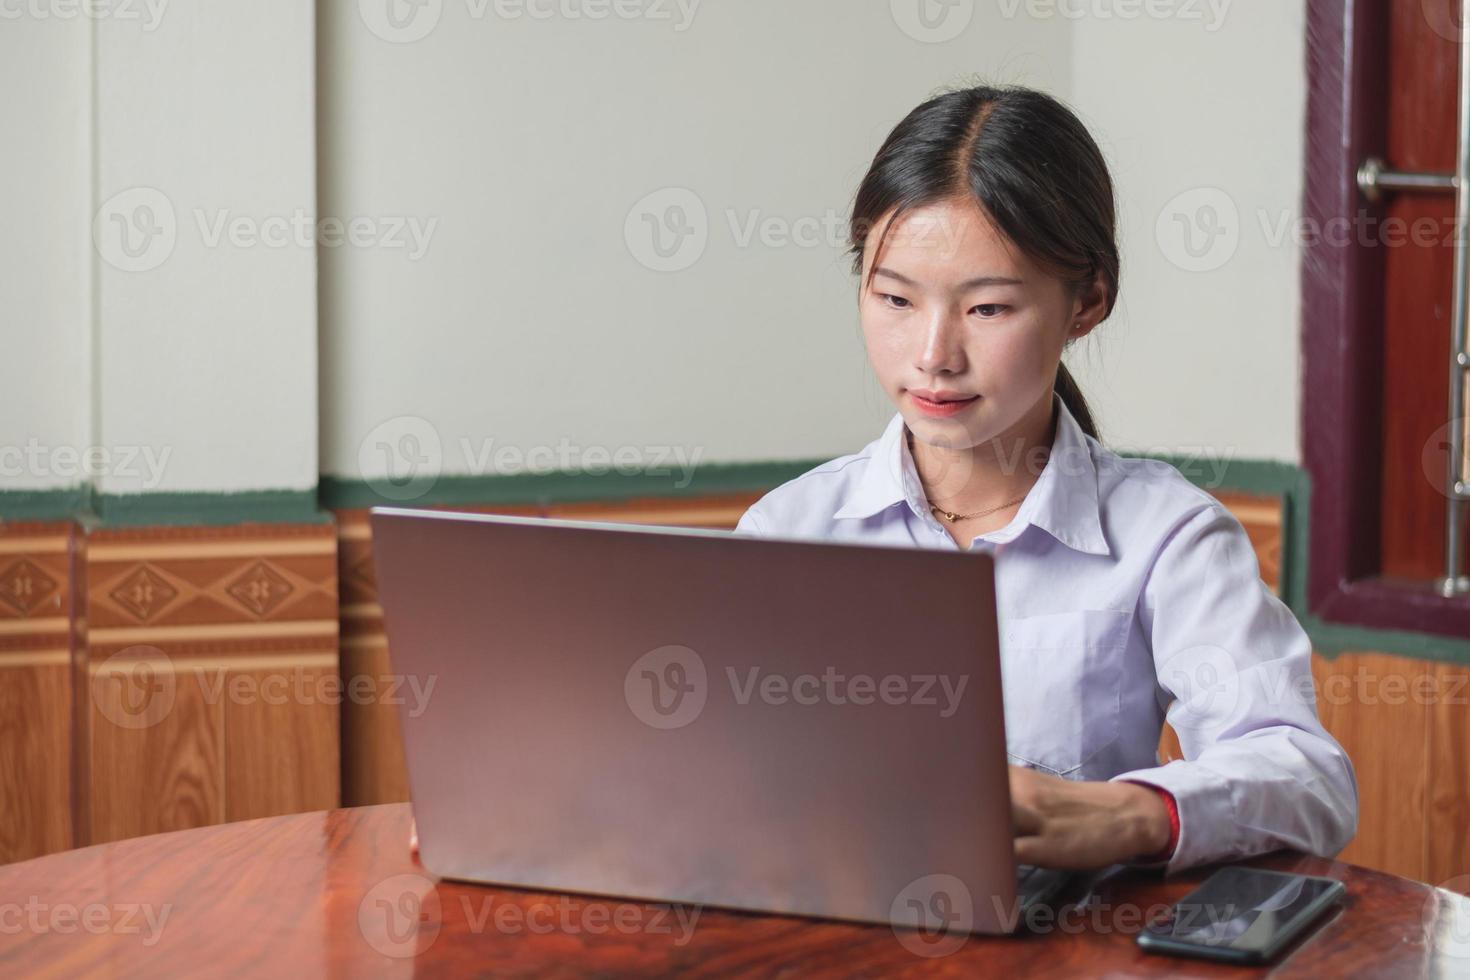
[1356,157,1457,203]
[1443,1,1470,596]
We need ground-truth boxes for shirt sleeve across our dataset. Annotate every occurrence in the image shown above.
[733,505,767,536]
[1107,501,1359,873]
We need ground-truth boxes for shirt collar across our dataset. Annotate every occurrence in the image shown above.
[832,392,1111,557]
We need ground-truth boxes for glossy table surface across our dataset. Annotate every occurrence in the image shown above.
[0,803,1466,978]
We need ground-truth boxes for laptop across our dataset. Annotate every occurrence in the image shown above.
[369,505,1072,936]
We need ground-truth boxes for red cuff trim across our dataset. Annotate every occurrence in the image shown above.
[1125,782,1179,864]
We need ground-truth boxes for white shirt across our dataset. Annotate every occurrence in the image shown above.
[734,392,1358,873]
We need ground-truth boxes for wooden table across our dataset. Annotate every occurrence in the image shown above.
[0,803,1466,977]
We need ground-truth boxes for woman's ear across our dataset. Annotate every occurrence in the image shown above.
[1069,271,1110,340]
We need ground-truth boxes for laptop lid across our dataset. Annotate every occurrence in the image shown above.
[369,506,1017,934]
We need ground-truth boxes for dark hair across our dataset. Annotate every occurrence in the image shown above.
[847,84,1119,442]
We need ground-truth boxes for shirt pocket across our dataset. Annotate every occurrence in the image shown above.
[999,608,1133,777]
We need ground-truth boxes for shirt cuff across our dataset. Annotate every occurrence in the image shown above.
[1109,760,1237,873]
[1121,781,1179,866]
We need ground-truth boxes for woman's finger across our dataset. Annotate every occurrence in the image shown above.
[1012,799,1044,837]
[1013,834,1048,867]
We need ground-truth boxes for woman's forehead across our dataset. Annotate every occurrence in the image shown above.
[868,201,1030,283]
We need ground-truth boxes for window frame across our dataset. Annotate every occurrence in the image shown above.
[1302,0,1470,638]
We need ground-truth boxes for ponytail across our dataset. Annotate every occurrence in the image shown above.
[1054,362,1099,442]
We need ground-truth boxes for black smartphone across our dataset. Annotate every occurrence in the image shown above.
[1136,866,1345,965]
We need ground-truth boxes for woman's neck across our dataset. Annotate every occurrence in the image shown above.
[908,394,1057,534]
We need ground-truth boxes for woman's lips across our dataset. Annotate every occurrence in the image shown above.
[908,391,980,418]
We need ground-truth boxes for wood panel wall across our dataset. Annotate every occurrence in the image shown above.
[0,522,76,861]
[0,520,341,862]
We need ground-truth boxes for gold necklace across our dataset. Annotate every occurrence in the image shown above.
[906,429,1030,523]
[928,492,1029,523]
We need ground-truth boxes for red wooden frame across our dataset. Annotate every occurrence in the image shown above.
[1302,0,1470,637]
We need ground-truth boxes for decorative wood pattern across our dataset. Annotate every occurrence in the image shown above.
[0,804,1465,977]
[82,523,340,845]
[0,521,76,863]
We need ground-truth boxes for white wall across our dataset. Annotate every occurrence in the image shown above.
[2,3,1309,500]
[0,1,318,499]
[1067,0,1307,461]
[93,1,318,494]
[0,17,91,492]
[318,0,1072,484]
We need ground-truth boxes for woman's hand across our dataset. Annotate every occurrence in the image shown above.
[409,818,419,855]
[1010,765,1171,870]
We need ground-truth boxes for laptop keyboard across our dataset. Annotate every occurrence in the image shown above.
[1015,863,1071,909]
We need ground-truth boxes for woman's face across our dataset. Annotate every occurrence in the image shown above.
[858,196,1102,454]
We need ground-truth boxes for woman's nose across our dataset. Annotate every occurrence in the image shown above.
[915,311,966,375]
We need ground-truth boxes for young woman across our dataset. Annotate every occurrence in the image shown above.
[732,84,1358,873]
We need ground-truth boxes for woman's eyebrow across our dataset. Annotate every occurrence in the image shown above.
[873,266,1024,289]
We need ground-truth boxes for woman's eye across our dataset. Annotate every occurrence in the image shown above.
[972,304,1008,318]
[877,293,911,310]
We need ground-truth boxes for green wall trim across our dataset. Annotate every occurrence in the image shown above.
[0,485,327,528]
[0,486,93,523]
[316,459,823,511]
[94,490,330,527]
